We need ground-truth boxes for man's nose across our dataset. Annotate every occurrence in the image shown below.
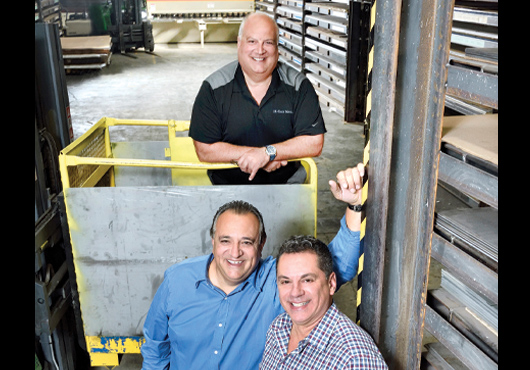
[230,243,242,257]
[291,281,304,297]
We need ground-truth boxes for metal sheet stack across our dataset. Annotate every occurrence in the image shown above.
[304,0,349,114]
[435,207,498,272]
[60,35,112,72]
[423,111,498,366]
[440,270,498,334]
[446,1,498,115]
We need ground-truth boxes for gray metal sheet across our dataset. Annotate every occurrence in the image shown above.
[64,185,315,336]
[112,141,172,187]
[435,207,498,270]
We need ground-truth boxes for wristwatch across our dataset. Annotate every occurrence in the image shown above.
[348,203,362,212]
[265,145,277,161]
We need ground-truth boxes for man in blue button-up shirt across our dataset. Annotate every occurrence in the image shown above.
[141,163,365,369]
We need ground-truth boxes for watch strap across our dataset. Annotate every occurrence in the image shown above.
[348,203,362,212]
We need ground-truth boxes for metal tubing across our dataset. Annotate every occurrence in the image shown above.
[362,0,455,368]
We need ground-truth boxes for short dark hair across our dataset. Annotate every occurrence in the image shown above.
[210,200,267,246]
[276,235,333,278]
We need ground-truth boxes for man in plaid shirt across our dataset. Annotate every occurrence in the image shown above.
[259,235,388,369]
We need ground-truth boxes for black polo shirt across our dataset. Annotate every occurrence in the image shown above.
[189,60,326,184]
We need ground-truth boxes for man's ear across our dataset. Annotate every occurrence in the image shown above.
[329,272,337,296]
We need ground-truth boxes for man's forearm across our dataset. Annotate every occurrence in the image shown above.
[192,140,253,163]
[273,134,324,161]
[345,207,361,232]
[194,134,324,163]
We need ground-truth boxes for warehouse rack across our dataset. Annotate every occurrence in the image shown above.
[35,0,63,32]
[445,2,498,115]
[256,0,373,122]
[352,0,498,368]
[424,113,498,369]
[417,1,499,365]
[421,1,498,367]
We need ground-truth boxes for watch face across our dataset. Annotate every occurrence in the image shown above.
[266,146,276,155]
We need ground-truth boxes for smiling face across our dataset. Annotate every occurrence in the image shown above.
[237,13,279,82]
[209,210,264,294]
[277,251,336,333]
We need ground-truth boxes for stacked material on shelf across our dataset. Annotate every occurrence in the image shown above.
[60,35,112,72]
[446,2,498,114]
[452,6,498,49]
[441,269,498,333]
[435,207,498,272]
[441,113,498,173]
[304,1,349,115]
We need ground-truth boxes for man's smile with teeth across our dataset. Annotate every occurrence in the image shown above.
[291,301,309,307]
[228,259,243,265]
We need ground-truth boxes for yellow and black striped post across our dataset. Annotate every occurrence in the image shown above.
[356,0,376,326]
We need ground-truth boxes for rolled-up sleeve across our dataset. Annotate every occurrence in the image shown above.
[328,215,361,287]
[141,275,171,370]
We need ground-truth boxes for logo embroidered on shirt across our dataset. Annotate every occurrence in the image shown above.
[273,109,293,114]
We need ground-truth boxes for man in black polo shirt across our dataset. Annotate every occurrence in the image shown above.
[189,12,326,185]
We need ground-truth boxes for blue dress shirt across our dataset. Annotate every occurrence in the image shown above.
[141,215,360,369]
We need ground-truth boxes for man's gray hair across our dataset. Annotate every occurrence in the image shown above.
[238,12,279,44]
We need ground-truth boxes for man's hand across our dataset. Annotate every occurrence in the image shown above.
[262,160,288,173]
[328,163,365,206]
[236,147,272,181]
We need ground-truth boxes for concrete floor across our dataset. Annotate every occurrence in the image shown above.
[65,42,365,369]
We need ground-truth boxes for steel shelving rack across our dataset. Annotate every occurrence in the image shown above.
[255,0,373,123]
[422,1,498,368]
[36,0,63,34]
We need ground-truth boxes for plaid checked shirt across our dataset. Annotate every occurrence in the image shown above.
[259,303,388,370]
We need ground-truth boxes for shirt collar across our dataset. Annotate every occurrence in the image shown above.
[194,254,214,289]
[234,62,281,97]
[272,303,340,354]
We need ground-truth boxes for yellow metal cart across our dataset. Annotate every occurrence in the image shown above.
[58,117,318,367]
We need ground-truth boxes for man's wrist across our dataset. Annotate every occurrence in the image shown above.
[265,145,277,161]
[347,203,362,212]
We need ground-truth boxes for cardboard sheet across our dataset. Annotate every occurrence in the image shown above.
[60,35,112,54]
[441,114,498,166]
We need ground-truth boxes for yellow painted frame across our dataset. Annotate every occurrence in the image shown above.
[58,117,318,367]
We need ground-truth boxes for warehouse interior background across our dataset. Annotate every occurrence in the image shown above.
[35,0,498,369]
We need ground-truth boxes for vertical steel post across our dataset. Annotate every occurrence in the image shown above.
[360,0,455,368]
[357,0,401,341]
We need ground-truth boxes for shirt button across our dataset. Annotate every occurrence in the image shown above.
[219,323,223,327]
[214,351,218,355]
